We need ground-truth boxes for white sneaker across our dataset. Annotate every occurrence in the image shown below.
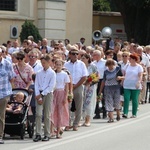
[0,137,4,144]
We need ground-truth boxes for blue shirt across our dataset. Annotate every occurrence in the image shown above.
[0,58,15,99]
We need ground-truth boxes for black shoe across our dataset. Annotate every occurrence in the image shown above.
[33,135,41,142]
[141,101,145,104]
[93,115,101,119]
[103,113,107,119]
[122,114,128,118]
[0,138,4,144]
[42,136,50,141]
[116,116,120,121]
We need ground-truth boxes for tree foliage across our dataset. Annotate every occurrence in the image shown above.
[93,0,111,11]
[19,20,42,43]
[112,0,150,45]
[93,0,150,45]
[93,0,118,11]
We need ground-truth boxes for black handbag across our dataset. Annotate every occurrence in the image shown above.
[70,99,76,112]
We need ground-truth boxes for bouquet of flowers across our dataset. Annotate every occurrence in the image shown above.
[86,72,99,86]
[68,93,73,102]
[97,93,103,101]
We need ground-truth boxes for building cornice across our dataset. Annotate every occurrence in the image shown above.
[93,11,121,17]
[0,15,34,21]
[38,0,66,3]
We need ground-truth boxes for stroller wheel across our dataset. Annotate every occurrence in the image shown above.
[27,120,34,138]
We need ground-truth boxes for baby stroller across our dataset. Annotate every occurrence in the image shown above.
[4,88,34,139]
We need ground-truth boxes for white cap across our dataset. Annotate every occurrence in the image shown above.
[0,48,2,53]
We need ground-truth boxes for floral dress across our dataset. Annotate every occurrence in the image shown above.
[83,63,98,117]
[13,64,33,89]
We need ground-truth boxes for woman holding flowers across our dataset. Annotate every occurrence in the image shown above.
[81,53,99,126]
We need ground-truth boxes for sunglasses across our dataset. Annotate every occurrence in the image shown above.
[16,57,24,60]
[71,53,78,55]
[29,56,37,59]
[54,47,59,50]
[122,55,128,57]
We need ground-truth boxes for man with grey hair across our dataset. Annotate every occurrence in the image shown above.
[92,50,107,119]
[40,38,52,53]
[28,35,37,47]
[28,49,43,73]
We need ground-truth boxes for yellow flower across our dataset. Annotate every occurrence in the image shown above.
[88,73,99,83]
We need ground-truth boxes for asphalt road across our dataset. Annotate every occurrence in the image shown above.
[1,103,150,150]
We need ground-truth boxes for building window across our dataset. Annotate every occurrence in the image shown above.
[0,0,17,11]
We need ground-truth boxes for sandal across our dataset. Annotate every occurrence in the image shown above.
[107,119,114,123]
[130,115,136,118]
[50,134,56,138]
[59,130,63,135]
[56,135,62,139]
[65,126,70,131]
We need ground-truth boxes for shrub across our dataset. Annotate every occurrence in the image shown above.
[19,20,42,43]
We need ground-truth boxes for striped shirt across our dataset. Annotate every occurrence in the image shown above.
[0,58,15,99]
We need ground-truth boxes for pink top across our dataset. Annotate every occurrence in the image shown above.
[13,64,33,89]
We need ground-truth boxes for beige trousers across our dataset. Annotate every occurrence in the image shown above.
[73,85,84,127]
[0,96,9,137]
[35,93,53,137]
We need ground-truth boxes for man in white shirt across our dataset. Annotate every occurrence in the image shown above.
[34,54,56,142]
[64,49,88,131]
[92,50,107,119]
[40,38,52,53]
[28,49,43,73]
[28,49,43,121]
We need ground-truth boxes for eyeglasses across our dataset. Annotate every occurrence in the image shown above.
[71,53,78,55]
[16,57,24,60]
[122,55,128,57]
[29,56,37,59]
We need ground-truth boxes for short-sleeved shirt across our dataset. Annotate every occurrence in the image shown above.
[55,70,70,89]
[123,64,143,89]
[92,59,106,79]
[64,60,88,84]
[0,58,15,99]
[103,66,122,87]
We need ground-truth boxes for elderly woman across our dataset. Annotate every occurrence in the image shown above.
[99,59,123,123]
[13,50,33,89]
[81,53,98,126]
[122,53,143,118]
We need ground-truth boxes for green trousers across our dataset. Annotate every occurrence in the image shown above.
[123,89,140,116]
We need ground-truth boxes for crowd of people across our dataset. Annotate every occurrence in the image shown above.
[0,35,150,144]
